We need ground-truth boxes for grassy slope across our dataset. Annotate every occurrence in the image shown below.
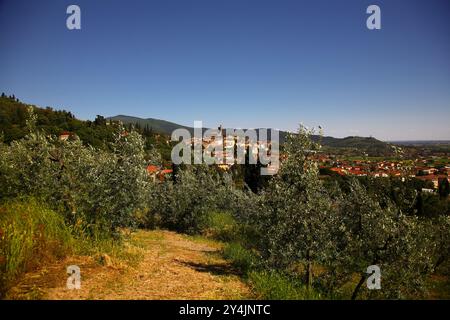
[0,199,73,297]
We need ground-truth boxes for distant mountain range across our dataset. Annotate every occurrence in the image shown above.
[108,115,394,155]
[0,95,392,156]
[1,95,442,157]
[389,140,450,146]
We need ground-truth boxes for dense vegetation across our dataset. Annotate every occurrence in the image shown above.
[322,175,450,218]
[146,127,449,299]
[0,95,448,299]
[0,95,173,163]
[0,104,154,296]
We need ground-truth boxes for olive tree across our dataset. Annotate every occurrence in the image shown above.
[426,215,450,274]
[148,162,256,234]
[319,179,435,299]
[251,126,338,288]
[244,126,439,298]
[149,165,225,233]
[0,107,153,237]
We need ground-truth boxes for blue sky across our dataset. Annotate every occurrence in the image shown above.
[0,0,449,140]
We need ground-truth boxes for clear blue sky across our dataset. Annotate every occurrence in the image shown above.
[1,0,449,140]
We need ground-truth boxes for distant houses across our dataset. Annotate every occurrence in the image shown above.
[147,165,172,182]
[59,131,74,141]
[316,153,450,192]
[415,174,449,190]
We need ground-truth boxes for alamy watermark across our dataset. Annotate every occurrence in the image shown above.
[65,5,380,31]
[170,121,279,175]
[66,5,81,30]
[66,265,81,290]
[366,265,381,290]
[366,5,381,30]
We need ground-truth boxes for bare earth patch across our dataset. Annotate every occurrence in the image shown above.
[6,230,251,300]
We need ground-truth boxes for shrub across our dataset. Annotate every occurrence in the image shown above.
[0,199,73,297]
[149,165,243,234]
[0,108,154,236]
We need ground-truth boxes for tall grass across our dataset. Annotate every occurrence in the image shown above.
[202,211,240,242]
[248,271,322,300]
[222,242,258,274]
[0,198,73,297]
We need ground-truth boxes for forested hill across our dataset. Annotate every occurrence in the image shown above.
[0,94,116,148]
[109,115,195,137]
[310,135,394,155]
[0,95,173,161]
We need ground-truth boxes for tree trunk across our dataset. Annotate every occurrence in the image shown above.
[306,250,313,289]
[433,255,446,272]
[351,274,367,300]
[306,261,313,289]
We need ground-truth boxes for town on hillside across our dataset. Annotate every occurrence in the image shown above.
[135,123,450,195]
[315,153,450,192]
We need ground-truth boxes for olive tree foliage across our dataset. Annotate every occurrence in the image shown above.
[148,164,244,234]
[0,107,153,236]
[426,215,450,274]
[146,146,163,166]
[319,179,435,299]
[249,126,339,287]
[243,126,440,298]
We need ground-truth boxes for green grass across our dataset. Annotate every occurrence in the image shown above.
[202,211,240,242]
[221,242,323,299]
[222,242,258,274]
[202,212,324,300]
[197,212,326,300]
[0,198,73,297]
[248,270,322,300]
[0,198,146,298]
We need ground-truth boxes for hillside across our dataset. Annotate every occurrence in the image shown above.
[0,95,118,148]
[109,114,394,156]
[0,95,173,162]
[311,135,394,155]
[0,95,393,157]
[109,115,195,136]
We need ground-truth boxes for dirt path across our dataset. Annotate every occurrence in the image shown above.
[6,230,251,300]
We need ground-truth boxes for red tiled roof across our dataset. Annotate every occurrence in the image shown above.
[415,175,438,181]
[157,169,173,182]
[147,165,159,173]
[330,167,345,176]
